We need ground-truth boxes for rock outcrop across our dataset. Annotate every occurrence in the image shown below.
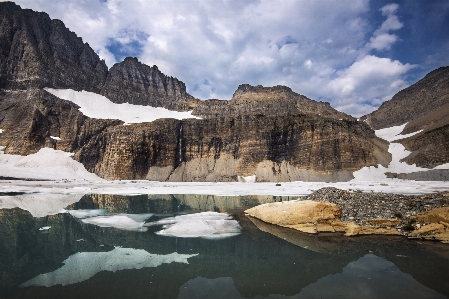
[245,187,449,242]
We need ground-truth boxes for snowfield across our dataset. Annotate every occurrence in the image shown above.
[0,147,104,181]
[44,88,200,124]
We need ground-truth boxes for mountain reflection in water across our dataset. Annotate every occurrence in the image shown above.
[0,193,448,299]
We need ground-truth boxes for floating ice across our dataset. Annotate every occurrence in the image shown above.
[0,147,104,181]
[20,247,198,287]
[0,193,83,217]
[68,209,106,219]
[45,88,200,124]
[81,213,154,232]
[39,226,51,231]
[152,212,242,239]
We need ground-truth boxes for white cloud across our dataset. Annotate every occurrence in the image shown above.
[328,55,414,116]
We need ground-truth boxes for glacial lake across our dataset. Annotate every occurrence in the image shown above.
[1,193,448,299]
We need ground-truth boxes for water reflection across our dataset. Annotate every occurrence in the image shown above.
[0,193,448,299]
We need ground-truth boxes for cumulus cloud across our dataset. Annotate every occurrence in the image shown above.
[328,55,414,115]
[366,3,403,51]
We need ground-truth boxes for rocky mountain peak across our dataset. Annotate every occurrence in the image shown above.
[101,56,199,110]
[0,2,108,92]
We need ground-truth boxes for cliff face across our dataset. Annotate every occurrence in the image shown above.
[74,114,388,181]
[0,88,120,156]
[0,2,391,182]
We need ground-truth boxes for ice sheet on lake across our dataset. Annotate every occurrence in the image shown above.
[151,212,242,239]
[0,193,83,217]
[45,88,200,124]
[20,247,198,287]
[80,213,154,232]
[0,147,104,181]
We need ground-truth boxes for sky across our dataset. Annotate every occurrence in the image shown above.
[8,0,449,117]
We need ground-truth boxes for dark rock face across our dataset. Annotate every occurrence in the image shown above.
[101,57,199,111]
[0,2,108,92]
[363,66,449,130]
[400,124,449,168]
[0,89,120,155]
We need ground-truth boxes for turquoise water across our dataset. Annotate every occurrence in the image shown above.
[1,194,448,299]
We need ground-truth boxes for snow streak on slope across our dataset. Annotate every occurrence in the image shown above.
[0,147,103,181]
[45,88,200,124]
[21,247,198,287]
[352,123,447,181]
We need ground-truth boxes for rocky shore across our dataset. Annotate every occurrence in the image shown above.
[245,187,449,243]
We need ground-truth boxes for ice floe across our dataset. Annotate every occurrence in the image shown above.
[68,209,154,232]
[150,212,242,239]
[45,88,200,124]
[0,193,83,217]
[20,247,198,287]
[80,213,154,232]
[0,147,104,181]
[38,226,51,231]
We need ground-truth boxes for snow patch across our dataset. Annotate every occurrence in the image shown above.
[39,226,51,231]
[237,175,256,183]
[434,163,449,170]
[0,193,83,217]
[0,129,3,133]
[20,247,198,287]
[151,212,242,239]
[0,145,5,154]
[0,147,104,181]
[50,136,61,141]
[352,123,428,181]
[45,88,200,124]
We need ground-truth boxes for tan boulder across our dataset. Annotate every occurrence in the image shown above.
[245,200,341,226]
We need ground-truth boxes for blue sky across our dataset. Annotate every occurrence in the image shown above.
[9,0,449,117]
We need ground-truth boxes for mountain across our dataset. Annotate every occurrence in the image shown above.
[362,66,449,172]
[0,2,395,182]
